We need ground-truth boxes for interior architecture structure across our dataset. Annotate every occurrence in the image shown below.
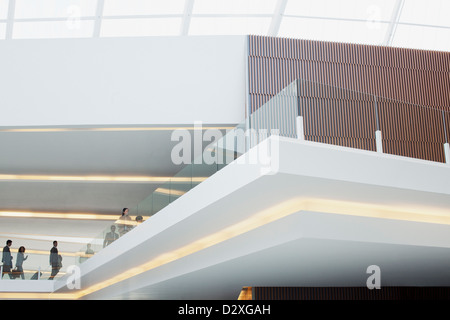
[0,0,450,300]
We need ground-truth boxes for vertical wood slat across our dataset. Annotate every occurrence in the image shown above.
[251,287,450,300]
[248,35,450,162]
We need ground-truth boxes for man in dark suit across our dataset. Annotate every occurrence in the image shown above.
[2,240,13,279]
[49,240,60,280]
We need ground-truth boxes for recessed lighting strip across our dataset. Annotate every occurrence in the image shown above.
[2,198,449,300]
[0,211,118,220]
[0,126,235,133]
[71,198,450,299]
[0,174,207,183]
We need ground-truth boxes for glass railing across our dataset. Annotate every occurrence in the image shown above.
[375,94,449,162]
[0,251,65,281]
[251,78,450,163]
[76,120,248,263]
[74,78,450,264]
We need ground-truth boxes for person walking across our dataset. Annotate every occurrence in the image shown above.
[79,243,94,263]
[103,225,119,248]
[117,208,132,236]
[49,241,60,280]
[2,240,13,279]
[16,246,28,280]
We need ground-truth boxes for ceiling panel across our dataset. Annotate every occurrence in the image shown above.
[13,19,94,39]
[284,0,395,21]
[192,0,277,15]
[14,0,97,19]
[0,1,447,68]
[0,23,5,39]
[100,17,182,37]
[0,0,9,20]
[278,17,388,46]
[189,17,271,35]
[103,0,185,16]
[400,0,450,28]
[392,24,450,52]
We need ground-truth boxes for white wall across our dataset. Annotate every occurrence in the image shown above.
[0,36,247,126]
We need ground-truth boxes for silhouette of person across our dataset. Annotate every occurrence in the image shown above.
[2,240,13,279]
[135,215,143,225]
[117,208,132,236]
[103,225,119,248]
[49,241,60,280]
[79,243,94,263]
[16,246,28,280]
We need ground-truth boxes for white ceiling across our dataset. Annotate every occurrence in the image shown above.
[0,125,228,277]
[0,0,449,52]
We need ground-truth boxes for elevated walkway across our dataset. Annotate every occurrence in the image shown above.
[46,136,450,299]
[2,136,450,299]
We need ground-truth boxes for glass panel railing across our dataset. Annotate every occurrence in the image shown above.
[376,95,449,163]
[75,78,450,265]
[250,78,450,163]
[1,251,65,281]
[250,80,299,144]
[76,119,249,264]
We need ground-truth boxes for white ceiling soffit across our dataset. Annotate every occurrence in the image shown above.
[0,0,448,52]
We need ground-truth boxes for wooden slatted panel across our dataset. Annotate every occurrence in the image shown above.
[251,287,450,300]
[248,35,450,162]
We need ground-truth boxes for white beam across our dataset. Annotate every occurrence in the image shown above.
[5,0,15,40]
[268,0,287,36]
[180,0,194,36]
[93,0,105,38]
[383,0,405,46]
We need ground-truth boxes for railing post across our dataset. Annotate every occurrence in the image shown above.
[443,111,449,164]
[0,265,3,280]
[374,96,383,153]
[296,116,304,140]
[296,79,304,141]
[38,266,41,280]
[376,130,383,153]
[444,143,450,164]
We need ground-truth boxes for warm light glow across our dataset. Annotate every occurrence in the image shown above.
[0,292,76,300]
[5,197,450,300]
[0,211,118,220]
[8,248,80,257]
[154,187,187,197]
[0,174,208,183]
[0,126,235,133]
[71,199,309,299]
[237,287,253,300]
[0,232,102,245]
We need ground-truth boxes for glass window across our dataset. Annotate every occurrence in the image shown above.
[0,23,5,39]
[189,17,271,35]
[103,0,185,16]
[284,0,395,22]
[278,17,388,46]
[15,0,97,19]
[100,18,182,37]
[393,24,450,52]
[13,20,94,39]
[0,0,9,20]
[193,0,277,15]
[399,0,450,28]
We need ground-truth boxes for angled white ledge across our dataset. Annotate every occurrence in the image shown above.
[41,137,450,299]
